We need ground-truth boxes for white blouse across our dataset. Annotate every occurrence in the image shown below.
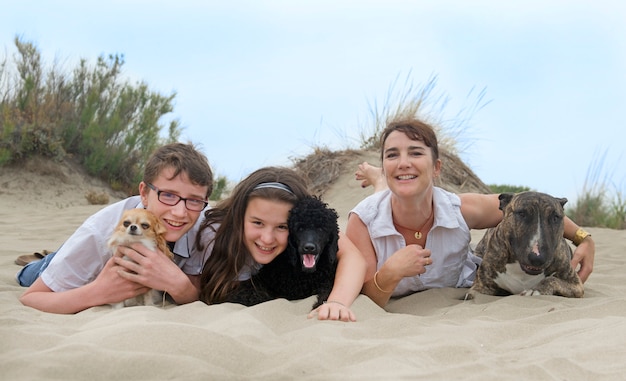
[350,187,481,297]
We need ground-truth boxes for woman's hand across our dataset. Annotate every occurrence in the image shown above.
[386,244,432,278]
[571,236,595,283]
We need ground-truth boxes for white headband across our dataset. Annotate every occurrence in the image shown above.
[252,182,294,195]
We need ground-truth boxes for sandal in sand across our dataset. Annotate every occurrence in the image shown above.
[14,250,52,266]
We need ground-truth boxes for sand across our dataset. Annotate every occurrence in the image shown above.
[1,160,625,380]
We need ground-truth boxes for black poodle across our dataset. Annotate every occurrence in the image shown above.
[226,195,339,310]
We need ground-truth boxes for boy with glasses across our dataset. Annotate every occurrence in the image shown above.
[17,143,214,313]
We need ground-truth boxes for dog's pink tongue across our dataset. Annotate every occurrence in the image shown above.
[303,254,316,269]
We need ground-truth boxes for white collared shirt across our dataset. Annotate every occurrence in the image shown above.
[350,187,481,297]
[42,196,208,292]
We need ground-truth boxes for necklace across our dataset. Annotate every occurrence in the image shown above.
[393,206,434,240]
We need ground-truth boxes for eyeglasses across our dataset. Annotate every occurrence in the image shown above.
[146,183,208,212]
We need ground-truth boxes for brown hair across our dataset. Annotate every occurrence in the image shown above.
[379,119,440,163]
[197,166,311,304]
[143,142,214,198]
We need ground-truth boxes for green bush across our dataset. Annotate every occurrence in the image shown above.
[488,184,532,194]
[0,36,181,195]
[209,176,228,201]
[565,150,625,229]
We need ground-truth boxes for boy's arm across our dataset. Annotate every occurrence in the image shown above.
[20,256,149,314]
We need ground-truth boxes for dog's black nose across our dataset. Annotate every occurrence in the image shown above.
[130,225,138,232]
[527,252,547,267]
[303,242,317,253]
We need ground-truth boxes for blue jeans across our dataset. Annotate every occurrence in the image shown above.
[16,252,57,287]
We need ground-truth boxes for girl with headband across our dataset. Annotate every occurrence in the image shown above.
[195,166,366,322]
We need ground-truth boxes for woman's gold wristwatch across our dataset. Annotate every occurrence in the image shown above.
[572,228,591,246]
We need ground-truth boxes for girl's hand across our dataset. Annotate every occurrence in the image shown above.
[308,300,356,322]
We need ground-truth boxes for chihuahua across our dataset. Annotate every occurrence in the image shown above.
[107,208,173,308]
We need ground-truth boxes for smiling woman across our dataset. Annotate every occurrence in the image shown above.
[345,118,596,308]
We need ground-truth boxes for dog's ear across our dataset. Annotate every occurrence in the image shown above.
[498,193,515,211]
[142,211,167,236]
[326,209,340,265]
[153,219,167,236]
[328,232,339,265]
[556,197,568,208]
[286,245,299,268]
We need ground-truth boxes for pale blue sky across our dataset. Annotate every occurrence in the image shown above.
[3,0,625,203]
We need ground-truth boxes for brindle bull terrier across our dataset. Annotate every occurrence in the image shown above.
[466,191,584,299]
